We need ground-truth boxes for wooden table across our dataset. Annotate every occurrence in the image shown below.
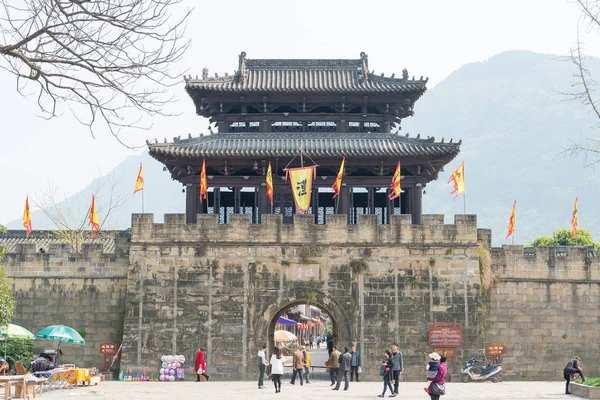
[0,375,27,400]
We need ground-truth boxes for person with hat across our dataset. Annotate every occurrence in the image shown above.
[426,352,441,379]
[257,344,269,389]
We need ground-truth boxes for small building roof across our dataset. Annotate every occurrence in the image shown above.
[184,52,427,95]
[148,132,460,159]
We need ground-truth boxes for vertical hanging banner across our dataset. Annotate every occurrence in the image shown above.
[200,159,208,203]
[571,197,578,238]
[266,162,274,205]
[23,195,32,238]
[388,161,401,200]
[285,166,317,213]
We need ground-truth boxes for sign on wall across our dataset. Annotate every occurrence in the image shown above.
[428,320,463,348]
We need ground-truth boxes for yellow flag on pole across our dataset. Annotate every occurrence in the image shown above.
[200,159,208,203]
[506,200,516,240]
[285,166,316,212]
[331,157,345,199]
[388,161,401,200]
[266,163,274,205]
[448,162,465,199]
[571,197,578,238]
[23,195,32,238]
[134,163,144,194]
[89,195,100,239]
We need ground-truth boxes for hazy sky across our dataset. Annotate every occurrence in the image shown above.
[0,0,595,224]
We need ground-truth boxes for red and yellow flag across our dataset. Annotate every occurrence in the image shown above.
[331,157,345,199]
[23,195,32,238]
[571,197,578,238]
[200,159,208,203]
[89,195,100,239]
[134,163,144,194]
[506,200,516,240]
[285,165,316,212]
[448,162,465,199]
[266,162,274,206]
[388,161,401,200]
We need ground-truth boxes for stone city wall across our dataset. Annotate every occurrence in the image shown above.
[1,240,129,369]
[485,245,600,380]
[122,213,485,381]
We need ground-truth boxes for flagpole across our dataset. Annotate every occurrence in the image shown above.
[463,192,466,215]
[142,190,145,214]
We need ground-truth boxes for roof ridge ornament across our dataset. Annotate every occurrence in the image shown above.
[238,51,247,83]
[360,51,369,81]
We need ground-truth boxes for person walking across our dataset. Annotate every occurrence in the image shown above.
[425,354,447,400]
[309,334,314,349]
[270,346,285,393]
[327,334,334,356]
[391,343,403,395]
[290,346,304,385]
[257,344,269,389]
[564,356,585,394]
[350,345,361,382]
[333,346,352,391]
[303,344,312,384]
[195,347,210,381]
[326,345,341,386]
[377,350,395,398]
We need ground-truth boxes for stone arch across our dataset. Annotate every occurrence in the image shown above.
[254,290,354,356]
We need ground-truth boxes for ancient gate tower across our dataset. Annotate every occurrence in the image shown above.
[122,52,483,380]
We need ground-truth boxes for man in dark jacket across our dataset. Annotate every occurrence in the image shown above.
[350,345,361,382]
[564,356,585,394]
[333,346,352,391]
[391,343,403,396]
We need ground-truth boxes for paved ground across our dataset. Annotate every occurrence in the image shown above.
[43,380,573,399]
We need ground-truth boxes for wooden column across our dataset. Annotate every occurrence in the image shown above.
[185,184,201,224]
[367,188,375,215]
[258,185,271,221]
[234,187,241,214]
[213,188,221,216]
[312,186,319,224]
[412,185,423,224]
[386,189,393,224]
[338,185,350,219]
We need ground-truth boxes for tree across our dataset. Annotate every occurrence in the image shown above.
[529,228,600,251]
[568,0,600,165]
[0,262,15,327]
[30,171,128,252]
[0,0,191,146]
[0,223,6,261]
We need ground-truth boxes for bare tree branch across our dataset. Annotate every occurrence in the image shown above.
[30,170,128,252]
[565,0,600,165]
[0,0,192,147]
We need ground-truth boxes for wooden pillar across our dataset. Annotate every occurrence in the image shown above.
[312,186,319,224]
[367,188,375,214]
[338,185,350,218]
[213,188,221,216]
[186,184,201,224]
[252,188,258,223]
[258,185,270,221]
[386,189,393,224]
[234,187,241,214]
[412,185,423,224]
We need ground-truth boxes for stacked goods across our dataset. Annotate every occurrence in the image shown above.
[159,355,186,382]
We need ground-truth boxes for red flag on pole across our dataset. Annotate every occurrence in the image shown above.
[134,163,144,194]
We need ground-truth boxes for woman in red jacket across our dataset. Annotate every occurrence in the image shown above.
[195,347,210,381]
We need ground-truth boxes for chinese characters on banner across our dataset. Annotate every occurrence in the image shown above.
[285,165,317,213]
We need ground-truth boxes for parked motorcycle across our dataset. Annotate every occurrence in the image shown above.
[461,358,502,383]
